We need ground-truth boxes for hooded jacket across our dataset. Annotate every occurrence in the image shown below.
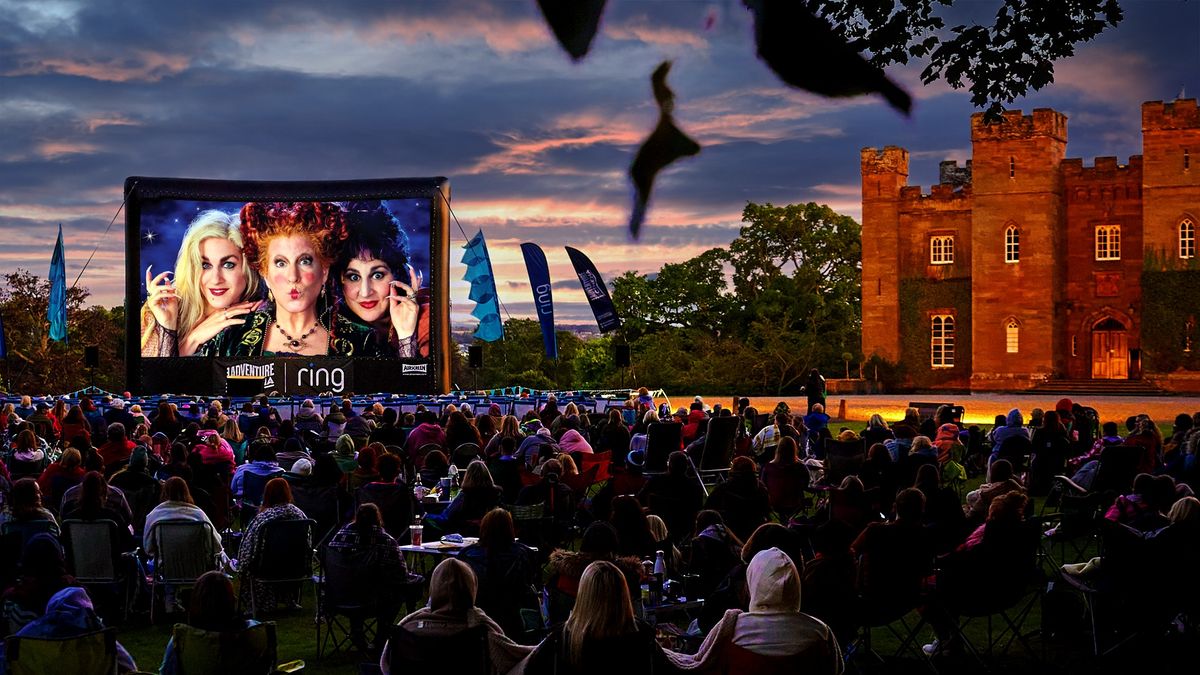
[933,424,964,465]
[680,548,843,673]
[0,587,136,675]
[992,409,1032,447]
[558,429,593,455]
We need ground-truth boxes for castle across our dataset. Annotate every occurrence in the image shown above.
[861,99,1200,392]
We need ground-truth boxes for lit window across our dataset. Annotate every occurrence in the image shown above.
[930,235,954,265]
[1005,226,1020,263]
[1009,156,1016,178]
[1095,225,1121,261]
[1071,335,1078,357]
[1006,320,1019,353]
[931,314,955,368]
[1180,218,1196,259]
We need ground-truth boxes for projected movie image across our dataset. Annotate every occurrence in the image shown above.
[127,179,449,396]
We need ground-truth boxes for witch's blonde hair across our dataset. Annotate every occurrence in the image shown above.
[564,561,635,666]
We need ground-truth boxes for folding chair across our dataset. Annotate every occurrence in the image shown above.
[169,621,278,675]
[61,519,133,621]
[4,627,118,675]
[698,416,739,484]
[385,623,489,675]
[452,443,482,470]
[239,470,285,528]
[316,545,414,659]
[822,438,866,487]
[644,422,682,474]
[147,519,221,623]
[242,518,316,618]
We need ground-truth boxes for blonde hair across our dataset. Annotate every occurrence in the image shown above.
[643,409,659,425]
[564,402,579,417]
[646,514,669,542]
[460,460,495,490]
[1169,496,1200,525]
[559,454,579,476]
[565,561,635,666]
[163,210,260,344]
[221,416,244,443]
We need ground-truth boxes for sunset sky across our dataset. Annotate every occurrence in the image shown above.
[1,0,1198,326]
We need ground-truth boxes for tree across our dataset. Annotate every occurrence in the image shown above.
[468,318,584,391]
[0,269,125,393]
[611,248,733,341]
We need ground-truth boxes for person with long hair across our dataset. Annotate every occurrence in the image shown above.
[460,508,540,642]
[426,460,502,536]
[158,571,258,675]
[198,201,356,356]
[445,410,484,455]
[237,478,308,611]
[381,558,531,675]
[484,414,524,457]
[0,478,58,536]
[36,447,85,510]
[142,209,261,357]
[333,201,429,357]
[58,405,91,446]
[143,477,225,564]
[328,503,418,649]
[0,534,76,636]
[609,494,658,559]
[517,560,679,675]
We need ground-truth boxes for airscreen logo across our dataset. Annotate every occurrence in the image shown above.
[402,363,428,375]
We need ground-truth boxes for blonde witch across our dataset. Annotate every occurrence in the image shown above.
[141,210,260,354]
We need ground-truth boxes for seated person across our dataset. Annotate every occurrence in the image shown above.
[638,451,705,542]
[684,548,842,674]
[356,453,413,541]
[850,488,933,618]
[159,571,259,675]
[546,522,644,623]
[1104,473,1174,532]
[426,461,503,536]
[0,478,59,537]
[460,509,540,642]
[0,587,136,674]
[230,441,283,504]
[687,510,744,599]
[381,557,532,675]
[1,534,76,636]
[704,457,771,542]
[236,478,309,611]
[143,478,226,567]
[963,459,1024,523]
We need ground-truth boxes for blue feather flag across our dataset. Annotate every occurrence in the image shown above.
[48,224,67,342]
[460,230,504,342]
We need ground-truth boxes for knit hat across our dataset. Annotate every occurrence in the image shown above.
[291,457,313,475]
[335,434,356,457]
[130,446,149,469]
[110,399,125,409]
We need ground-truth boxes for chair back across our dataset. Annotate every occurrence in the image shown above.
[320,545,379,612]
[7,458,43,481]
[1094,445,1142,495]
[452,443,482,470]
[151,519,220,584]
[290,484,342,546]
[0,519,56,548]
[241,470,283,508]
[171,621,277,675]
[417,443,444,463]
[388,623,489,675]
[644,423,682,473]
[700,416,740,471]
[823,439,866,485]
[253,518,315,583]
[4,628,117,675]
[355,483,414,541]
[62,519,120,583]
[579,450,611,481]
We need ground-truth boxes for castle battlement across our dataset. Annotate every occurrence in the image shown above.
[898,183,972,202]
[1143,99,1200,131]
[971,108,1067,143]
[860,146,909,175]
[1061,155,1143,179]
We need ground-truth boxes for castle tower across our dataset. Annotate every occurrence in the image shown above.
[1142,99,1200,262]
[970,109,1068,387]
[860,146,909,362]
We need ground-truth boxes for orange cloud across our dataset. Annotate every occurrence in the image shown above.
[604,21,708,49]
[81,114,143,133]
[35,141,102,159]
[10,50,190,82]
[356,14,553,54]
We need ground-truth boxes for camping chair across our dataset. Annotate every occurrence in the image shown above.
[315,545,418,659]
[822,438,866,487]
[355,484,414,542]
[4,627,118,675]
[291,484,344,548]
[579,450,611,482]
[61,519,133,621]
[452,443,482,470]
[147,519,221,624]
[385,624,489,675]
[239,470,285,528]
[241,518,316,618]
[645,423,682,474]
[169,621,279,675]
[698,416,739,483]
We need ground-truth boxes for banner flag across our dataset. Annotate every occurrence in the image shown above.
[520,242,558,360]
[565,246,621,333]
[48,224,67,342]
[460,230,504,342]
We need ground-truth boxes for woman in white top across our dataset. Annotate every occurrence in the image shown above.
[143,477,226,567]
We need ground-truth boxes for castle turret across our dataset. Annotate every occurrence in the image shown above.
[860,146,909,362]
[1142,99,1200,260]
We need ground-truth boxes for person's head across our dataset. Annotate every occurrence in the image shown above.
[260,477,293,511]
[741,522,804,568]
[644,514,670,543]
[565,561,636,666]
[171,210,260,338]
[913,462,940,493]
[428,558,478,615]
[240,201,347,318]
[986,491,1028,526]
[15,428,37,451]
[1043,410,1062,431]
[161,476,194,504]
[356,444,378,473]
[1102,421,1120,437]
[460,460,495,490]
[352,502,383,531]
[1168,496,1200,525]
[911,435,933,455]
[20,395,30,407]
[21,533,65,578]
[311,453,343,486]
[731,455,757,475]
[746,547,801,614]
[994,414,1007,428]
[838,474,865,495]
[335,202,412,324]
[666,450,690,477]
[188,571,239,632]
[893,487,926,522]
[693,509,729,538]
[580,521,620,556]
[868,413,888,429]
[9,478,42,514]
[541,458,565,478]
[770,436,798,464]
[479,508,516,550]
[988,459,1014,483]
[423,449,448,473]
[812,403,824,414]
[107,422,126,443]
[610,494,651,540]
[868,442,890,464]
[377,452,401,482]
[642,408,659,425]
[58,447,82,470]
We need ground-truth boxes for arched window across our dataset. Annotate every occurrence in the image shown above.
[930,235,954,265]
[1005,225,1020,263]
[1095,224,1121,261]
[1006,320,1019,353]
[1180,218,1195,259]
[931,314,955,368]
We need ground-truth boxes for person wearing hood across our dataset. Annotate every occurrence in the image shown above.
[932,423,964,466]
[991,409,1031,452]
[293,399,324,435]
[558,428,593,455]
[381,558,531,674]
[514,560,681,675]
[343,410,375,449]
[517,426,557,467]
[403,411,445,467]
[323,404,348,440]
[682,548,842,674]
[331,433,359,474]
[682,408,708,446]
[0,587,137,675]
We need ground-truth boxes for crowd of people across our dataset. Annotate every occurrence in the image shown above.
[0,388,1197,673]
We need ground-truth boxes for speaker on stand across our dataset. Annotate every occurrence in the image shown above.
[468,345,483,391]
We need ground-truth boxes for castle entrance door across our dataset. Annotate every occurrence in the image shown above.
[1091,317,1128,380]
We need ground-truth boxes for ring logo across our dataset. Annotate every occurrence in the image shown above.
[402,363,428,375]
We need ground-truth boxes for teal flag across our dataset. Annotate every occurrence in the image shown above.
[48,224,67,342]
[460,230,504,342]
